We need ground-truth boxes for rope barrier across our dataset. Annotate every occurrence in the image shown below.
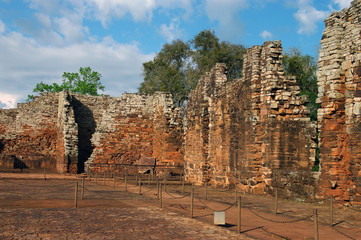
[0,179,75,188]
[139,185,158,195]
[349,207,361,213]
[248,207,313,223]
[83,186,122,200]
[196,197,237,212]
[332,226,357,240]
[319,216,357,240]
[164,189,191,199]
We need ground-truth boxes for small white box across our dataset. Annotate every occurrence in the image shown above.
[214,211,225,225]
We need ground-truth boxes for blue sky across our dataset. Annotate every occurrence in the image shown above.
[0,0,352,108]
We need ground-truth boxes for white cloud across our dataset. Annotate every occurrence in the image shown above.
[83,0,193,27]
[0,92,20,109]
[159,18,183,42]
[205,0,248,41]
[0,30,153,104]
[35,13,52,28]
[294,0,329,35]
[332,0,352,9]
[0,20,5,34]
[260,30,273,40]
[54,13,89,44]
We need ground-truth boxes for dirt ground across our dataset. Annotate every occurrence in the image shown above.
[0,173,360,240]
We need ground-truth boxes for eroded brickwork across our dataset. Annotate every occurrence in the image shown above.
[317,0,361,201]
[0,93,59,171]
[0,91,183,174]
[184,41,317,198]
[86,92,183,173]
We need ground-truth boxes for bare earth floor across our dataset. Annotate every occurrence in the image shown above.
[0,173,360,240]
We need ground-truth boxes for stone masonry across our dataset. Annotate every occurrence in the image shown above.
[317,0,361,201]
[2,1,361,202]
[0,91,183,174]
[184,41,317,198]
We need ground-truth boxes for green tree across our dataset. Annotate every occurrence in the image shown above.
[139,30,245,106]
[139,40,191,106]
[27,67,105,101]
[191,30,244,81]
[282,48,319,121]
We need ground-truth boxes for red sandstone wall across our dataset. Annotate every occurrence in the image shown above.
[0,93,60,171]
[317,0,361,201]
[152,93,183,168]
[184,42,317,199]
[86,92,183,174]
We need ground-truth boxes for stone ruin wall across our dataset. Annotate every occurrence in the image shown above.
[2,1,361,202]
[184,41,318,199]
[0,91,183,174]
[317,0,361,201]
[86,92,183,174]
[0,93,60,171]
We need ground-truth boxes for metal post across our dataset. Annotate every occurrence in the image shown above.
[95,172,98,183]
[182,177,185,196]
[87,165,90,179]
[330,194,333,227]
[191,187,194,218]
[43,168,46,180]
[234,186,238,202]
[125,174,128,192]
[139,179,142,195]
[313,209,319,240]
[160,183,163,208]
[274,187,278,214]
[205,182,208,200]
[103,172,106,185]
[113,176,116,188]
[164,176,167,191]
[74,182,78,208]
[81,178,85,200]
[238,196,241,234]
[157,179,160,200]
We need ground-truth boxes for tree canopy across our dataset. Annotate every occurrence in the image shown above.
[138,30,245,106]
[27,67,105,101]
[282,48,319,121]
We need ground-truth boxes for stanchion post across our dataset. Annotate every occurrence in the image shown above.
[81,177,85,200]
[182,176,185,196]
[160,183,163,208]
[205,182,208,200]
[139,179,142,195]
[274,187,278,214]
[191,187,194,218]
[157,179,160,200]
[330,194,333,227]
[43,168,46,180]
[234,186,238,202]
[74,182,78,208]
[238,196,241,234]
[103,172,106,185]
[164,175,167,191]
[125,174,128,192]
[113,176,116,188]
[95,172,98,183]
[313,209,319,240]
[87,165,90,179]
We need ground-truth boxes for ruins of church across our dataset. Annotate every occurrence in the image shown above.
[1,0,361,202]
